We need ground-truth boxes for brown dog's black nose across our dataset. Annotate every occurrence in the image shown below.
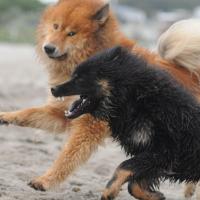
[44,44,56,55]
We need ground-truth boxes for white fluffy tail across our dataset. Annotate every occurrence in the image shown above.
[157,19,200,73]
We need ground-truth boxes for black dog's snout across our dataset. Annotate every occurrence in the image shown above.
[44,44,56,55]
[51,80,77,98]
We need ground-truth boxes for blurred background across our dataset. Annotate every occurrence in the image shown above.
[0,0,200,46]
[0,1,199,200]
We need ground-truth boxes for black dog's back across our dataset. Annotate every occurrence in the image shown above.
[98,48,200,184]
[83,47,200,184]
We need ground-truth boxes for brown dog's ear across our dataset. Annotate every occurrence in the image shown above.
[93,3,110,25]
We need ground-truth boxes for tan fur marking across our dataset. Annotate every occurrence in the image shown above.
[98,79,112,96]
[184,183,196,198]
[129,183,164,200]
[102,169,133,199]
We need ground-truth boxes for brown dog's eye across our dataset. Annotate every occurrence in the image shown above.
[67,31,76,37]
[53,23,59,30]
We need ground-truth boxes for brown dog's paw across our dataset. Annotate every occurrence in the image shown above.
[0,113,10,126]
[28,180,46,192]
[0,119,9,125]
[28,176,52,192]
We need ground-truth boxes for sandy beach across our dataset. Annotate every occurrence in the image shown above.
[0,43,192,200]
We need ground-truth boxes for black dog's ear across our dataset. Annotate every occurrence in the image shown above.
[93,3,110,25]
[107,46,124,61]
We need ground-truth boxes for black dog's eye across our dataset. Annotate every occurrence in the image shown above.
[73,73,78,79]
[77,78,84,83]
[53,23,59,30]
[67,31,76,37]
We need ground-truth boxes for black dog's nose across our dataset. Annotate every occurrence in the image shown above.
[44,44,56,55]
[51,87,58,97]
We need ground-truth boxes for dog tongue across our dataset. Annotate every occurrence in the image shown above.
[66,98,83,119]
[69,98,82,113]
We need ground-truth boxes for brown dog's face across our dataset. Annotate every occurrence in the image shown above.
[37,0,110,64]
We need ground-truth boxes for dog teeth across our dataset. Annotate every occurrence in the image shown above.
[65,110,71,117]
[65,110,70,114]
[56,97,63,101]
[62,97,65,101]
[82,99,86,104]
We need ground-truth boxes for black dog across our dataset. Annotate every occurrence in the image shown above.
[51,46,200,200]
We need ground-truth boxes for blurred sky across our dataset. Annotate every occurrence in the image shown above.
[39,0,56,3]
[1,0,200,46]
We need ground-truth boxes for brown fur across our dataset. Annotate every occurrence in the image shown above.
[132,45,200,100]
[0,0,200,199]
[29,115,109,190]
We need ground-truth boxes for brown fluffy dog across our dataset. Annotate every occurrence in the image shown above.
[0,0,200,199]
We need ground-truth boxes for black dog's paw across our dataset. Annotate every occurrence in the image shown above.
[151,191,166,200]
[101,196,114,200]
[184,183,196,198]
[28,181,46,192]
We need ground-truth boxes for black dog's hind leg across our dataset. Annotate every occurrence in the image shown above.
[128,180,165,200]
[101,160,134,200]
[101,153,166,200]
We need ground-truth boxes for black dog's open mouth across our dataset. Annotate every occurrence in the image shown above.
[65,95,95,119]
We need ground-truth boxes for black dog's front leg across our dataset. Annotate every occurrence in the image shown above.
[101,153,166,200]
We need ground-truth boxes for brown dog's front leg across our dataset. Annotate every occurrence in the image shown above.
[28,115,109,190]
[0,104,68,133]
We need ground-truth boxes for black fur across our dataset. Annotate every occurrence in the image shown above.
[52,46,200,188]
